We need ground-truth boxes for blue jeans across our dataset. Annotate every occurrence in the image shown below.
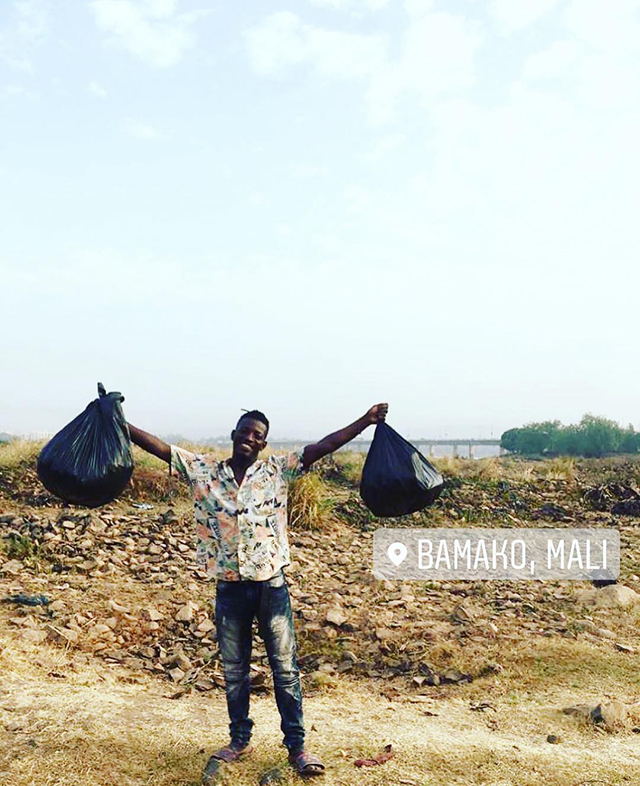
[215,570,305,752]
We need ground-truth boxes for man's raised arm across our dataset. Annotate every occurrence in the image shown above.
[128,424,171,464]
[302,403,388,469]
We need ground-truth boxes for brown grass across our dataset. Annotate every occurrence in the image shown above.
[288,473,334,531]
[0,631,638,786]
[0,439,45,469]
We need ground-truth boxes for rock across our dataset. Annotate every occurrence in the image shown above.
[591,701,627,729]
[309,671,337,688]
[175,604,194,622]
[615,643,635,653]
[340,650,358,664]
[451,601,480,624]
[562,704,593,720]
[48,600,66,612]
[88,624,112,639]
[441,669,471,684]
[577,618,598,634]
[45,625,79,645]
[576,584,639,608]
[325,607,347,626]
[168,667,185,682]
[141,607,163,621]
[375,627,394,640]
[547,734,561,744]
[108,599,129,614]
[1,560,23,575]
[22,629,47,644]
[173,651,192,672]
[196,618,215,633]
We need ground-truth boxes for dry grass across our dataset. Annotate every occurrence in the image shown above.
[0,440,45,469]
[432,456,572,486]
[288,474,334,531]
[0,631,639,786]
[543,457,577,482]
[432,455,463,476]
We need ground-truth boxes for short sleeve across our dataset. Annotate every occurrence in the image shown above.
[170,445,201,483]
[271,448,306,482]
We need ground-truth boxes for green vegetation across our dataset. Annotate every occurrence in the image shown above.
[1,531,39,563]
[502,414,640,457]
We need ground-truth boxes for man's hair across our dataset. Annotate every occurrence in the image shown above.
[237,409,270,436]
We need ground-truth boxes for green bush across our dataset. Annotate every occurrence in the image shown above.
[501,414,639,458]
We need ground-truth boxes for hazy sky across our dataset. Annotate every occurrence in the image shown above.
[2,0,639,441]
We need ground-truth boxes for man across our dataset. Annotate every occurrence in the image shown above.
[127,402,388,781]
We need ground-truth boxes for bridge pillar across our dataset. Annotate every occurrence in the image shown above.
[429,444,434,457]
[499,446,506,456]
[468,444,474,459]
[452,443,459,458]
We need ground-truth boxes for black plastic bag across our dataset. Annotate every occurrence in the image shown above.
[37,383,134,508]
[360,422,443,517]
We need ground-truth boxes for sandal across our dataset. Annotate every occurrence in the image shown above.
[288,749,325,778]
[202,743,254,784]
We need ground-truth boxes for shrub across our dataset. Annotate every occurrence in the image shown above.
[288,473,334,531]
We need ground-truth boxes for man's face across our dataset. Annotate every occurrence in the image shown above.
[231,417,268,461]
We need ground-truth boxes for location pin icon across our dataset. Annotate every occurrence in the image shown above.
[387,541,408,566]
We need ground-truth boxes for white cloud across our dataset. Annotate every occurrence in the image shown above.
[564,0,640,53]
[90,0,204,68]
[309,0,390,9]
[359,132,406,167]
[15,0,49,38]
[0,84,31,99]
[244,12,387,78]
[366,12,484,123]
[0,0,50,70]
[490,0,562,33]
[403,0,435,18]
[522,40,583,81]
[124,118,163,139]
[89,80,108,98]
[245,11,483,124]
[292,163,330,178]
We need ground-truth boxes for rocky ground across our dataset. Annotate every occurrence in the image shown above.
[0,449,639,785]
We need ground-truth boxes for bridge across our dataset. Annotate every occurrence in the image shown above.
[11,434,504,459]
[268,439,504,459]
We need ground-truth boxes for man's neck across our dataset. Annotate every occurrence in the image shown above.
[228,454,257,485]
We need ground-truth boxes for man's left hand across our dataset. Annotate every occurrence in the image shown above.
[365,403,389,425]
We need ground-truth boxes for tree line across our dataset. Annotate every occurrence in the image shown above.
[501,415,640,458]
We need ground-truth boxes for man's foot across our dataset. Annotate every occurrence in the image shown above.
[202,743,254,784]
[288,749,325,778]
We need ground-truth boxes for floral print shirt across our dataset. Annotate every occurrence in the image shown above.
[170,446,306,581]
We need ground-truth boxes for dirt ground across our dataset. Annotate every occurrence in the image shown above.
[1,632,639,786]
[1,448,639,785]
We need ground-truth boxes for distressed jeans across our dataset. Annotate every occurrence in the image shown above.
[215,570,305,752]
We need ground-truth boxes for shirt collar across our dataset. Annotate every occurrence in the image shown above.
[223,458,261,485]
